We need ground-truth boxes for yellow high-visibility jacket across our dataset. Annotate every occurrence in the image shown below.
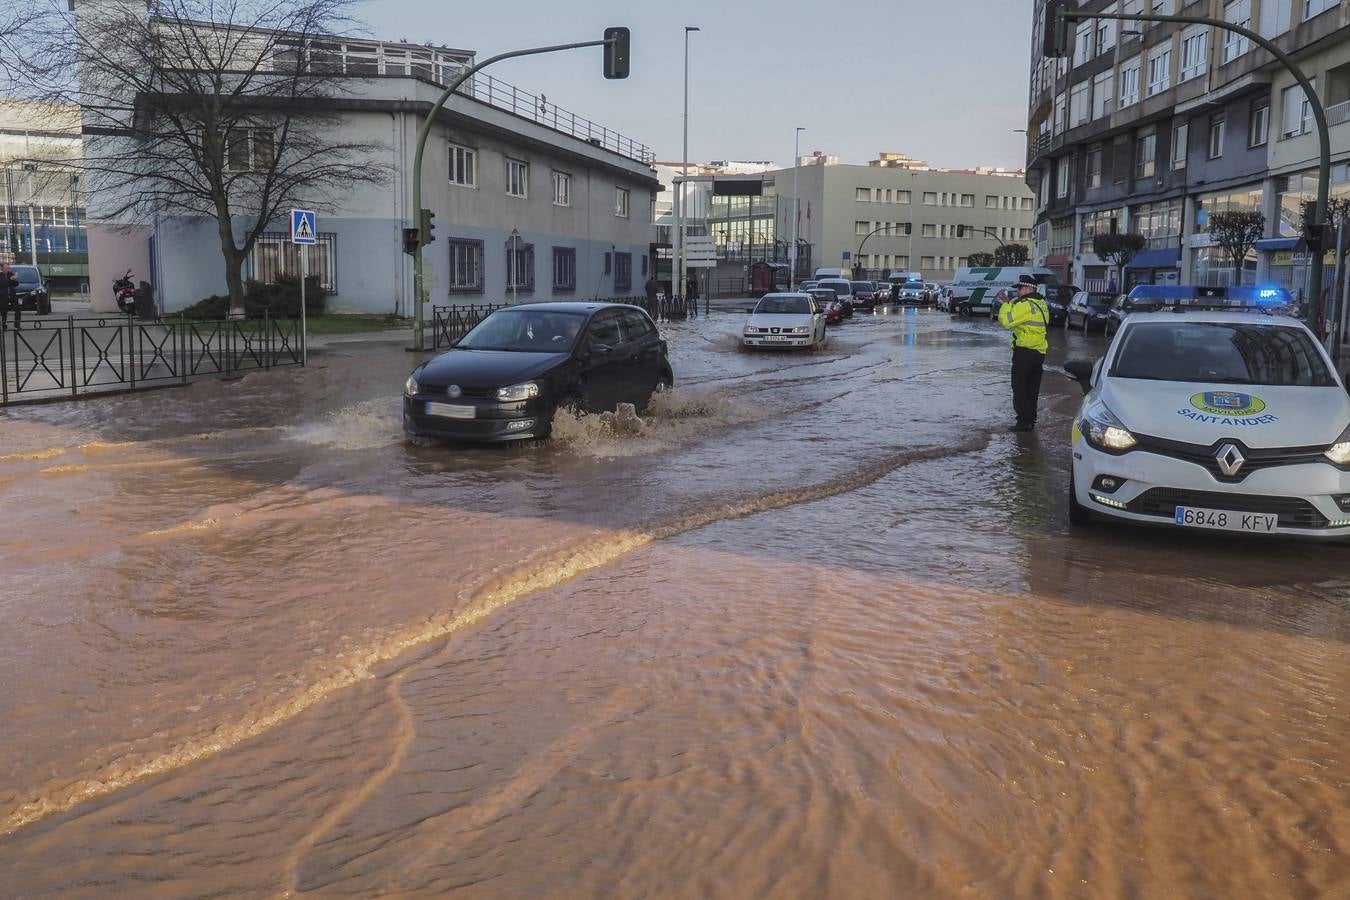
[998,293,1051,354]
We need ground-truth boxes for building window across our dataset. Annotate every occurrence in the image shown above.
[1178,27,1207,83]
[1147,42,1171,96]
[1304,0,1336,21]
[1080,209,1121,253]
[506,158,528,198]
[249,232,336,291]
[1119,61,1141,108]
[1087,145,1103,189]
[552,247,576,292]
[920,256,936,269]
[1260,0,1291,36]
[1053,91,1067,134]
[552,171,571,207]
[1056,157,1071,198]
[922,192,937,205]
[1074,19,1095,66]
[1092,70,1114,120]
[1132,199,1183,248]
[613,252,632,292]
[449,144,476,187]
[1097,5,1118,54]
[1171,123,1188,170]
[1070,80,1091,127]
[1281,81,1314,138]
[1207,114,1226,159]
[897,190,911,203]
[856,187,870,201]
[855,220,871,236]
[225,128,274,172]
[1020,197,1032,211]
[448,239,484,294]
[985,194,998,208]
[960,193,974,207]
[506,239,534,292]
[1222,1,1251,63]
[615,187,630,217]
[1135,132,1156,180]
[922,223,937,238]
[1249,101,1270,146]
[1327,62,1350,108]
[1123,0,1145,15]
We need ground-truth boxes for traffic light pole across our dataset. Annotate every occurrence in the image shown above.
[409,37,617,351]
[1055,8,1331,331]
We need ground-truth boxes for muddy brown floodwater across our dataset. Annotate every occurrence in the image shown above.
[2,309,1349,898]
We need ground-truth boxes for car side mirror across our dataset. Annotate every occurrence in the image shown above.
[590,342,614,356]
[1064,359,1096,395]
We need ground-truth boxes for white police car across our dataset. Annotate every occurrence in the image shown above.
[1064,288,1350,540]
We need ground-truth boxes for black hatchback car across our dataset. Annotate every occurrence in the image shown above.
[403,302,674,443]
[12,266,52,315]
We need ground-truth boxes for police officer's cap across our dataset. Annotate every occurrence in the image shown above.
[1016,274,1038,287]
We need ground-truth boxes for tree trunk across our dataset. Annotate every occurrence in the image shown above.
[215,213,246,318]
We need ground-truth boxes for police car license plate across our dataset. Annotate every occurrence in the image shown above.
[1174,506,1277,534]
[425,402,475,419]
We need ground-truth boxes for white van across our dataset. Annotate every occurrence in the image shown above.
[947,267,1059,317]
[813,267,847,280]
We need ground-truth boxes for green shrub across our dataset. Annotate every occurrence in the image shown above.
[180,276,326,319]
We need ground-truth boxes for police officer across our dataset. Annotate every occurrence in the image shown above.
[998,274,1051,432]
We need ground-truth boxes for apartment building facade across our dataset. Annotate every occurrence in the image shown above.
[74,5,659,314]
[1026,0,1350,294]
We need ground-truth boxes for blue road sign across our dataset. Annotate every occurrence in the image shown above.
[291,209,317,245]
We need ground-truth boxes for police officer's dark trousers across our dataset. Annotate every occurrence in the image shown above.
[1011,346,1044,429]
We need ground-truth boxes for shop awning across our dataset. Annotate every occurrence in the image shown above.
[1124,248,1181,270]
[1254,237,1301,252]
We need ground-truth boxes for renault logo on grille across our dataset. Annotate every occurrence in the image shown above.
[1215,442,1245,476]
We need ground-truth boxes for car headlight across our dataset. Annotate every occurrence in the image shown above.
[1325,422,1350,466]
[404,373,420,396]
[1078,401,1137,453]
[744,327,758,335]
[496,381,540,402]
[791,326,809,334]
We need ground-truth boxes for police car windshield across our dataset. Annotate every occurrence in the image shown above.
[754,295,813,314]
[1112,322,1336,387]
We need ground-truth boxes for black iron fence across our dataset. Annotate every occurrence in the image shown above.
[431,297,697,351]
[0,314,304,406]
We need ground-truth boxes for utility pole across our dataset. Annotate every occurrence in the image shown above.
[1045,3,1331,331]
[408,31,629,351]
[791,126,804,289]
[680,26,699,302]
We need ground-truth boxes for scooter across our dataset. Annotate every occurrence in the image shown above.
[113,270,136,314]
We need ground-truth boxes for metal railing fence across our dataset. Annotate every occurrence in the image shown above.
[430,297,697,351]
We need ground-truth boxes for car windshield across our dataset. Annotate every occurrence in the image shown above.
[1112,321,1337,386]
[754,295,813,314]
[851,282,872,291]
[808,291,835,302]
[12,266,39,284]
[1086,293,1114,309]
[820,282,850,297]
[457,309,587,352]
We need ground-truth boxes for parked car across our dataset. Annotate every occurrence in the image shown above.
[806,288,845,324]
[894,282,925,304]
[816,278,855,317]
[743,292,827,349]
[873,282,891,303]
[1066,291,1116,333]
[1044,284,1076,325]
[12,265,52,315]
[851,281,877,309]
[799,280,819,293]
[1104,291,1171,337]
[403,303,673,444]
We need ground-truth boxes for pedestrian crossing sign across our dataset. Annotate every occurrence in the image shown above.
[290,209,317,245]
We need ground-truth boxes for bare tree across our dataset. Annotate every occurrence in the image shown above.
[1208,211,1265,285]
[5,0,387,314]
[1092,232,1147,289]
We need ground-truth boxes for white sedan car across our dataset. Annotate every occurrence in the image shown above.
[1066,309,1350,540]
[742,293,827,350]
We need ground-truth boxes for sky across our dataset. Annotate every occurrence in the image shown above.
[363,0,1035,172]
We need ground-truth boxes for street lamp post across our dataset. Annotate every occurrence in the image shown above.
[790,126,804,290]
[680,26,699,302]
[509,228,520,305]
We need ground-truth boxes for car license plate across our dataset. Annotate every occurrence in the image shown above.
[762,335,791,342]
[425,402,475,419]
[1174,506,1277,533]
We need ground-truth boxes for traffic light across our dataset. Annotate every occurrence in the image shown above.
[603,27,630,79]
[956,225,966,238]
[1303,216,1328,251]
[402,227,420,256]
[1042,0,1074,58]
[419,208,436,246]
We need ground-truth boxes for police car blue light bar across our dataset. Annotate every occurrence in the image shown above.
[1123,284,1293,310]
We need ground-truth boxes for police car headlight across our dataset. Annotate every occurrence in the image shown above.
[1079,402,1137,453]
[1325,423,1350,466]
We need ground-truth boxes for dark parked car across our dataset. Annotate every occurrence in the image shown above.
[816,278,855,317]
[1104,293,1159,337]
[850,281,877,308]
[1043,284,1076,325]
[403,303,674,443]
[12,266,52,315]
[1065,290,1115,334]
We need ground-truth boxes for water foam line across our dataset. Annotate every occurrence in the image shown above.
[0,431,993,836]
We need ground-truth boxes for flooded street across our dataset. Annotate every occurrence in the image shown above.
[2,309,1349,898]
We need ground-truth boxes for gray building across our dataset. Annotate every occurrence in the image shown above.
[76,12,659,314]
[1026,0,1350,293]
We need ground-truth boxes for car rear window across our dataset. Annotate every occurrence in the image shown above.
[1112,321,1336,386]
[851,282,872,290]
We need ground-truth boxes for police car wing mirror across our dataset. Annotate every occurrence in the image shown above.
[1063,359,1095,395]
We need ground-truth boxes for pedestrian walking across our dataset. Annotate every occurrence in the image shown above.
[0,262,19,330]
[644,275,657,301]
[998,274,1051,433]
